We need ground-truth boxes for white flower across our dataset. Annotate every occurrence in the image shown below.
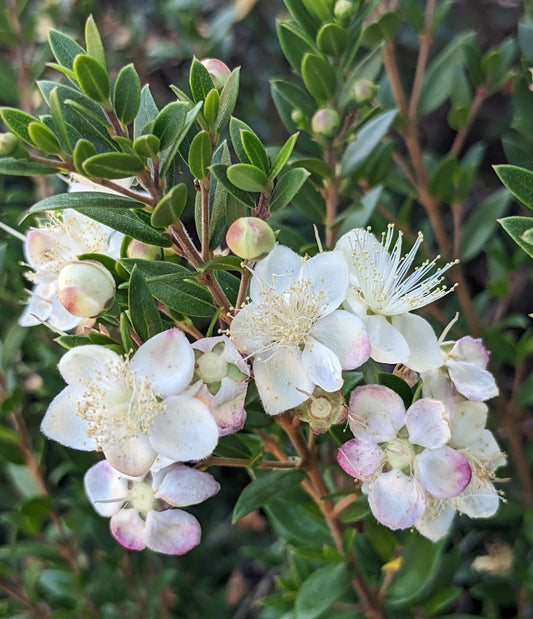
[230,244,370,415]
[20,209,122,330]
[337,385,472,530]
[84,460,219,554]
[415,399,506,541]
[41,329,220,477]
[336,225,456,372]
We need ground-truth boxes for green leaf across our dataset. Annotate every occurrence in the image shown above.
[48,87,72,152]
[284,0,322,39]
[295,563,352,619]
[80,209,171,247]
[227,163,269,192]
[72,139,96,173]
[113,63,141,125]
[203,88,219,128]
[153,99,187,154]
[188,130,211,180]
[232,469,306,522]
[134,84,159,139]
[270,167,310,212]
[301,0,332,23]
[461,188,511,261]
[27,191,145,215]
[0,158,62,176]
[210,163,257,208]
[73,54,111,103]
[151,184,188,227]
[0,108,38,145]
[428,155,457,202]
[198,255,244,272]
[270,132,300,179]
[241,130,270,174]
[128,266,163,342]
[229,116,253,164]
[27,122,62,154]
[340,109,397,177]
[189,57,215,103]
[38,80,110,126]
[85,15,106,69]
[499,216,533,258]
[494,164,533,211]
[208,140,234,248]
[270,79,317,118]
[277,21,318,75]
[338,494,371,523]
[83,152,145,179]
[133,134,160,159]
[215,67,240,132]
[378,372,413,408]
[301,53,336,102]
[316,23,348,57]
[48,28,86,71]
[158,101,202,175]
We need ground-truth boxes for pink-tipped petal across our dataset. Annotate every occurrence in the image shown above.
[337,439,383,480]
[415,498,456,541]
[446,361,498,401]
[144,509,201,555]
[450,336,490,368]
[416,446,472,499]
[103,434,157,478]
[406,398,450,449]
[154,464,220,506]
[110,508,146,550]
[364,314,410,365]
[392,313,443,372]
[130,329,195,398]
[302,338,343,392]
[348,385,405,441]
[203,380,247,436]
[311,310,370,370]
[84,460,127,517]
[368,470,426,530]
[149,396,219,462]
[41,388,97,451]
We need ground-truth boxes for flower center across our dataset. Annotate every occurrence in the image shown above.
[384,436,415,471]
[76,357,165,450]
[129,480,156,516]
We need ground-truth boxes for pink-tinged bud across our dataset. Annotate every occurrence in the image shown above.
[200,58,231,89]
[311,108,340,137]
[334,0,354,21]
[294,388,348,434]
[0,132,19,156]
[57,260,116,318]
[352,79,377,104]
[126,239,160,260]
[226,217,276,261]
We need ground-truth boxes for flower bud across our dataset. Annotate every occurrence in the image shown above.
[200,58,231,89]
[57,260,116,318]
[0,132,19,156]
[226,217,276,261]
[311,108,340,137]
[195,350,229,386]
[334,0,354,21]
[351,79,377,104]
[290,109,307,129]
[126,239,160,260]
[294,388,348,434]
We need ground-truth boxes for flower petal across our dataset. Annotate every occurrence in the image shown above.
[149,396,219,462]
[348,385,405,441]
[421,368,455,414]
[415,498,456,541]
[368,470,426,529]
[466,429,506,472]
[110,508,146,550]
[337,439,383,480]
[416,446,472,498]
[84,460,127,517]
[454,476,500,518]
[200,379,247,436]
[449,400,488,448]
[406,398,450,449]
[302,337,343,392]
[154,464,220,506]
[249,244,302,301]
[446,361,498,401]
[300,250,348,316]
[364,314,410,365]
[192,335,249,376]
[130,329,195,398]
[391,313,443,371]
[144,509,201,555]
[229,304,270,356]
[103,434,157,477]
[450,336,489,368]
[57,345,121,385]
[253,348,314,415]
[311,310,370,370]
[41,388,97,451]
[47,296,83,331]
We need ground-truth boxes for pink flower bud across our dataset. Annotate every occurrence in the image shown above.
[352,79,377,104]
[311,109,340,137]
[200,58,231,89]
[126,239,160,260]
[226,217,276,261]
[57,260,116,317]
[294,388,348,434]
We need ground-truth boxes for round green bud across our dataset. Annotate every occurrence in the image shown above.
[126,239,160,260]
[311,108,340,137]
[195,351,228,384]
[200,58,231,90]
[334,0,354,21]
[226,217,276,261]
[0,132,20,156]
[352,78,377,104]
[57,260,116,318]
[290,108,307,129]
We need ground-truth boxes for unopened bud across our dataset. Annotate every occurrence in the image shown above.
[200,58,231,89]
[294,388,348,434]
[196,350,228,385]
[311,108,340,137]
[226,217,276,261]
[334,0,354,21]
[290,109,307,129]
[57,260,116,317]
[352,78,377,104]
[126,239,160,260]
[0,132,19,156]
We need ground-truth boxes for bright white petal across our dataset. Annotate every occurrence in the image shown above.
[144,509,201,555]
[415,498,456,541]
[41,388,97,451]
[253,348,314,415]
[348,385,405,441]
[103,434,157,478]
[302,338,343,392]
[47,296,83,331]
[421,368,454,414]
[84,460,127,517]
[57,345,121,385]
[447,361,498,401]
[110,508,146,550]
[406,398,450,449]
[454,476,501,518]
[149,396,219,462]
[416,446,472,499]
[250,244,302,302]
[449,400,488,448]
[337,439,383,480]
[301,250,348,316]
[364,314,410,365]
[466,430,506,472]
[368,470,425,529]
[391,313,443,372]
[19,285,54,326]
[130,329,195,398]
[229,304,270,356]
[450,336,489,368]
[311,310,370,369]
[154,464,220,506]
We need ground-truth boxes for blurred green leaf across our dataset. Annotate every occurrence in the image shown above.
[295,563,352,619]
[301,53,336,102]
[0,158,62,176]
[316,23,348,57]
[378,372,413,408]
[215,67,240,132]
[134,84,159,139]
[277,21,318,75]
[499,216,533,258]
[27,122,62,154]
[338,494,371,523]
[0,108,38,146]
